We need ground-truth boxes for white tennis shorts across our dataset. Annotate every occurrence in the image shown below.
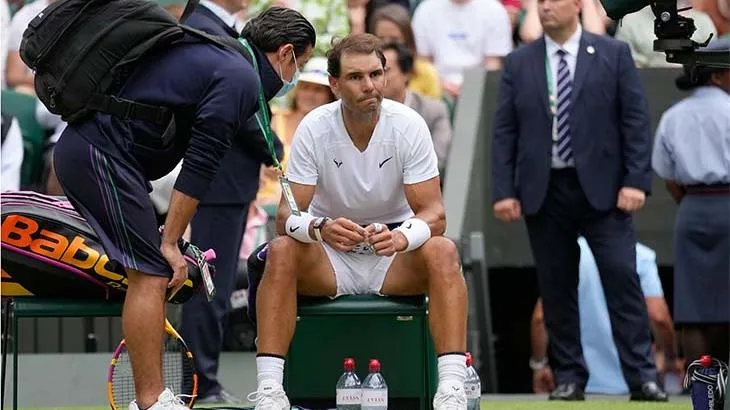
[321,242,396,298]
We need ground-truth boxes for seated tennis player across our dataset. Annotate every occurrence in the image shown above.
[246,33,469,410]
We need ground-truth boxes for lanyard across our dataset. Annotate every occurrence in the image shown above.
[238,38,282,171]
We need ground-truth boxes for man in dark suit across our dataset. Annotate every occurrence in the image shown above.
[182,0,285,403]
[490,0,667,401]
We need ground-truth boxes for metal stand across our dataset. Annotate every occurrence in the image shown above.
[461,232,499,393]
[1,299,11,410]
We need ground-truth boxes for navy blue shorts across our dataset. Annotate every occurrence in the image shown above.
[53,130,172,278]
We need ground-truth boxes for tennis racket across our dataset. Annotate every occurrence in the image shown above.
[107,319,198,410]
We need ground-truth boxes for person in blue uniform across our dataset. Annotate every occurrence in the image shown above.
[651,38,730,367]
[52,8,315,410]
[181,0,285,403]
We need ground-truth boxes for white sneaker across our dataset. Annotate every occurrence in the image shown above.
[246,380,290,410]
[128,388,192,410]
[433,381,468,410]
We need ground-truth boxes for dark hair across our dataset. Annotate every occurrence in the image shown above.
[241,7,316,57]
[382,42,414,75]
[326,33,386,78]
[367,4,417,52]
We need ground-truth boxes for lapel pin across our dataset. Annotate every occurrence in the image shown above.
[587,45,595,55]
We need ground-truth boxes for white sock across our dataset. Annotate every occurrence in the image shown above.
[438,353,467,385]
[256,355,285,386]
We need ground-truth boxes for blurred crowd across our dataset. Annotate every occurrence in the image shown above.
[1,0,729,398]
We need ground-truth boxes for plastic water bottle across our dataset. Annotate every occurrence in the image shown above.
[465,352,481,410]
[361,359,388,410]
[686,355,725,410]
[336,357,362,410]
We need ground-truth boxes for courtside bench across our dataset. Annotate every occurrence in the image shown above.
[1,298,124,410]
[285,294,438,410]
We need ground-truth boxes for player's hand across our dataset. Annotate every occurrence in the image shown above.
[493,198,522,222]
[617,187,645,213]
[365,223,408,256]
[161,241,188,297]
[321,217,368,252]
[532,366,556,394]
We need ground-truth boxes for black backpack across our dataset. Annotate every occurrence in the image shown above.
[19,0,250,127]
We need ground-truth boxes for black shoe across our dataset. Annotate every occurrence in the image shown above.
[196,389,239,404]
[630,381,669,402]
[549,383,585,401]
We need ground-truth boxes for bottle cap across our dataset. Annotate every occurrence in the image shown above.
[700,355,713,367]
[343,357,355,372]
[466,352,473,366]
[369,359,381,373]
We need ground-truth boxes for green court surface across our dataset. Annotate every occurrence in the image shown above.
[18,402,692,410]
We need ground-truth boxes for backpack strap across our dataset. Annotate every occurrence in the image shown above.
[86,94,174,125]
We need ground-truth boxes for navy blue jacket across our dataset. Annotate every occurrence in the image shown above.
[491,31,653,215]
[185,5,284,206]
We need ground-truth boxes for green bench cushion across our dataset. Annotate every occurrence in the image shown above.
[297,294,427,316]
[11,298,123,318]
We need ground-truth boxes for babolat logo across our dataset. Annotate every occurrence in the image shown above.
[1,214,128,288]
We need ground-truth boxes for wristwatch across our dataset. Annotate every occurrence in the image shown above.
[529,357,548,370]
[313,217,330,242]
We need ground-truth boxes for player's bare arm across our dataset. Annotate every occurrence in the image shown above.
[274,181,368,252]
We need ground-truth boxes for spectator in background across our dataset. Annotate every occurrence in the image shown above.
[245,0,350,57]
[615,0,717,67]
[530,238,682,395]
[381,42,452,176]
[369,4,442,99]
[1,114,24,192]
[6,0,54,94]
[412,0,512,99]
[651,39,730,366]
[257,56,336,207]
[519,0,607,44]
[491,0,666,400]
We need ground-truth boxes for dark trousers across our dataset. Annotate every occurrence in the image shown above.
[181,203,250,396]
[525,169,656,389]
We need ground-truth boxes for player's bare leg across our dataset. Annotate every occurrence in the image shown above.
[381,236,468,409]
[249,236,337,409]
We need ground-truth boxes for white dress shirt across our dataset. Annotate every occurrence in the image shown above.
[545,25,582,169]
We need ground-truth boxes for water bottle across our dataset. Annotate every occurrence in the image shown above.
[361,359,388,410]
[684,355,728,410]
[465,352,481,410]
[336,357,362,410]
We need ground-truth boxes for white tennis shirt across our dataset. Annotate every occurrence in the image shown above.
[286,99,440,225]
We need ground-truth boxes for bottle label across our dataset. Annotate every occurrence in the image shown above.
[361,389,388,406]
[336,388,362,404]
[466,384,480,399]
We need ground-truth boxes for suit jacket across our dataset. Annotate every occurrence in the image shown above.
[406,91,452,172]
[491,31,652,215]
[185,5,284,206]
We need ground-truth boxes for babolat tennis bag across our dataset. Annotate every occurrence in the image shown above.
[18,0,247,126]
[0,191,215,304]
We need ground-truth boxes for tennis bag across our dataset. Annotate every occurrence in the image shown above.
[0,191,215,304]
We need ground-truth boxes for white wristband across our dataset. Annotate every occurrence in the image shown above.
[394,218,431,252]
[285,212,317,243]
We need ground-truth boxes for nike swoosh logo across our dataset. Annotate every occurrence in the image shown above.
[289,226,300,233]
[406,222,412,229]
[379,156,393,168]
[333,159,343,168]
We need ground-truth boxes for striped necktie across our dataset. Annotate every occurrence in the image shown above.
[555,49,573,162]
